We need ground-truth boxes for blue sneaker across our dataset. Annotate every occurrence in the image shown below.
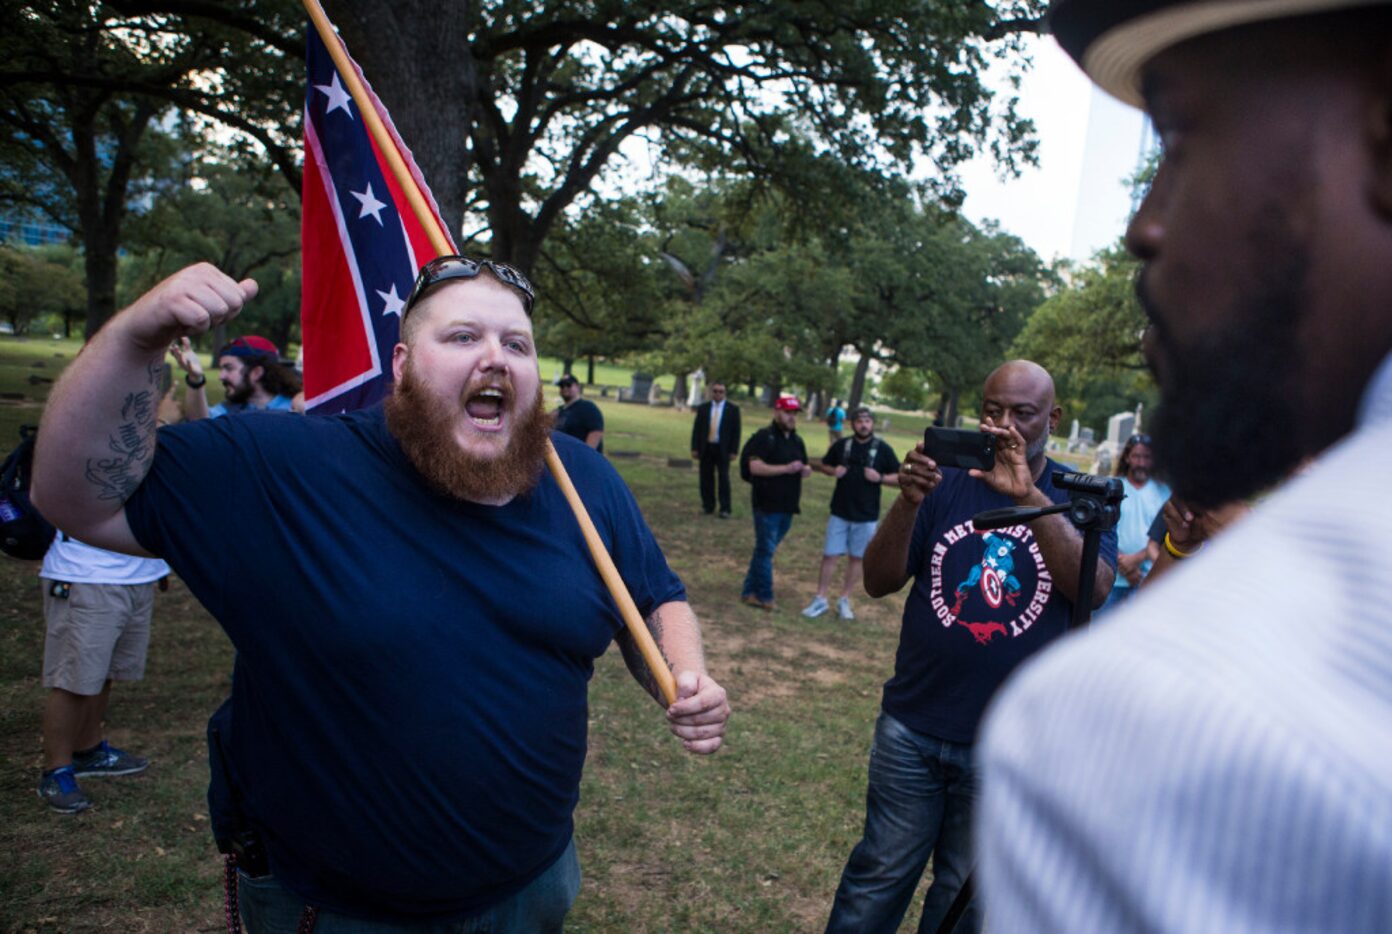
[73,741,148,778]
[38,766,92,814]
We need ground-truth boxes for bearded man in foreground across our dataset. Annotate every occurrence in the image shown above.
[32,258,729,931]
[978,2,1392,930]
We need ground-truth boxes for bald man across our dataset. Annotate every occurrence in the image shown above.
[824,360,1116,934]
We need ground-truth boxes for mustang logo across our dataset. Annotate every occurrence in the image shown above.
[959,620,1008,645]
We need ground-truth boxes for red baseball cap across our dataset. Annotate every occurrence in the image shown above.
[219,335,281,360]
[774,396,802,412]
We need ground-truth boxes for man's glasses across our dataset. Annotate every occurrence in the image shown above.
[403,255,536,319]
[1127,433,1152,445]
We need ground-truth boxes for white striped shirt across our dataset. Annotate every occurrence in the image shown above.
[978,353,1392,932]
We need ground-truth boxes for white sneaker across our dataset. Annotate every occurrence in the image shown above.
[801,596,829,618]
[837,596,855,620]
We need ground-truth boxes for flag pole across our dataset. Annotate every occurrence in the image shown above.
[301,0,677,706]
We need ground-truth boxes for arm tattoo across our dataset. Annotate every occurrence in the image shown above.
[84,388,157,501]
[622,611,673,703]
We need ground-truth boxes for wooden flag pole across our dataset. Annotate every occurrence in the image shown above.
[302,0,677,705]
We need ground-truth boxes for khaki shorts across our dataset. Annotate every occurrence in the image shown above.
[42,580,155,695]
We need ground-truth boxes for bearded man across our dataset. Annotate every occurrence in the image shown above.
[32,258,729,931]
[978,2,1392,930]
[174,333,300,420]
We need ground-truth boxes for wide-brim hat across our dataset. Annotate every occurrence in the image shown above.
[1049,0,1390,107]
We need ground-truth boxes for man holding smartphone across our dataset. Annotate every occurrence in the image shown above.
[825,359,1116,933]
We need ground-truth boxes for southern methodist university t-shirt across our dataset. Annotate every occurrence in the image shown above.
[883,460,1117,744]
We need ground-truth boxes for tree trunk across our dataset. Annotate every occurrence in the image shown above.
[329,0,476,245]
[944,388,961,427]
[586,355,595,385]
[82,228,119,341]
[561,357,573,377]
[672,372,688,411]
[847,352,872,411]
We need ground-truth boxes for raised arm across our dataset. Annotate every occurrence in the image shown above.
[170,336,210,421]
[971,420,1115,607]
[31,264,256,553]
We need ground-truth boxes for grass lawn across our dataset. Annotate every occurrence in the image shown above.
[0,343,1090,932]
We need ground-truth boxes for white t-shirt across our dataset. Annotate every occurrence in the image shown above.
[40,535,170,585]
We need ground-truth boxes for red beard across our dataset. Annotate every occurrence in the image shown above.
[385,366,552,503]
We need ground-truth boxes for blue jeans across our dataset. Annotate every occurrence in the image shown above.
[741,510,794,603]
[826,713,981,934]
[238,839,580,933]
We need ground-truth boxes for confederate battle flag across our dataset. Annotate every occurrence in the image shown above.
[299,25,455,414]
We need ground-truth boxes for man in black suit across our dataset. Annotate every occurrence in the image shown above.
[690,381,741,518]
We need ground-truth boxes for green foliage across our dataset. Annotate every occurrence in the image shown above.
[1010,243,1157,430]
[329,0,1046,270]
[0,244,84,336]
[875,367,930,411]
[530,198,669,364]
[0,1,303,334]
[121,156,302,349]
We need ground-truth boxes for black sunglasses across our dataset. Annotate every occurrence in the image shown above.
[403,255,536,319]
[1127,433,1152,445]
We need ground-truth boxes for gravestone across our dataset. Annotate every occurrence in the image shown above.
[686,370,705,407]
[630,373,654,400]
[1107,411,1136,447]
[1079,427,1095,445]
[1068,419,1080,444]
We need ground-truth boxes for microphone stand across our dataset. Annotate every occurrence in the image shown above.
[935,472,1123,933]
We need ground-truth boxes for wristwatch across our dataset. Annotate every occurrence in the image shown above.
[185,373,207,389]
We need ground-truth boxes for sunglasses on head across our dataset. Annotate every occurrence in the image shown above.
[403,255,536,319]
[1127,433,1152,446]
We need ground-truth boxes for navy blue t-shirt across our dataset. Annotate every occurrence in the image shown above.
[882,460,1117,744]
[554,398,604,452]
[124,406,684,920]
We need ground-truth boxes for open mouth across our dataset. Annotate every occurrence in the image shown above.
[464,387,506,429]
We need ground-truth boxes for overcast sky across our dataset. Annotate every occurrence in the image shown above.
[957,33,1148,264]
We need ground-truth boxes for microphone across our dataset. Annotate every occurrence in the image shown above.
[971,502,1070,530]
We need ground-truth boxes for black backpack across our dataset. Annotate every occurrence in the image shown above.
[0,425,56,560]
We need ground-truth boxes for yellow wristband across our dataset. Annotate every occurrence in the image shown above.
[1164,532,1203,559]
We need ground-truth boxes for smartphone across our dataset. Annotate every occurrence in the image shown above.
[923,427,996,472]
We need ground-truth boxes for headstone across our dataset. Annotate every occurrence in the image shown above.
[687,370,705,408]
[1079,427,1095,444]
[667,457,693,469]
[629,372,654,401]
[1068,419,1080,444]
[1107,411,1136,446]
